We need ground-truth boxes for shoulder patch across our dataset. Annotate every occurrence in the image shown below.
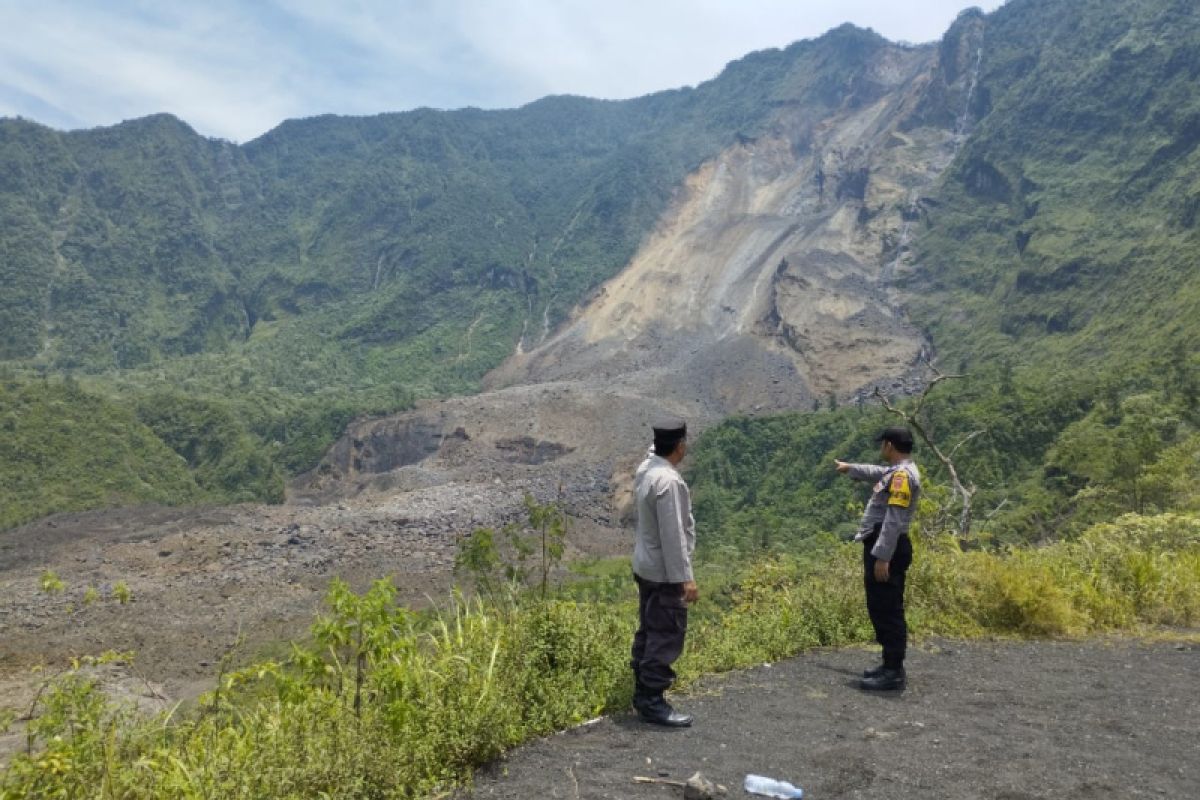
[887,470,912,508]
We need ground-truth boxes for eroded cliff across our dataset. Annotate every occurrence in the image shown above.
[309,18,988,501]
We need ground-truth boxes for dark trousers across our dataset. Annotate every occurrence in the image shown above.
[863,532,913,669]
[630,574,689,692]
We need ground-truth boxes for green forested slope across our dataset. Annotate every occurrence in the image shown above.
[690,364,1199,553]
[908,0,1200,370]
[1,26,891,392]
[4,1,1200,530]
[0,27,895,523]
[691,0,1200,553]
[0,377,203,528]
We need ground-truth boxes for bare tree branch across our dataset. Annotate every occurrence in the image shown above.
[874,373,977,537]
[949,430,986,460]
[910,353,965,420]
[984,497,1010,522]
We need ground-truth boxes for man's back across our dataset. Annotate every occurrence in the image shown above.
[632,451,695,584]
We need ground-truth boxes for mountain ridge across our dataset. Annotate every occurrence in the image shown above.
[0,22,901,372]
[3,1,1200,529]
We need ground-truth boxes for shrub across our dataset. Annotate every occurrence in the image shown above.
[5,512,1198,798]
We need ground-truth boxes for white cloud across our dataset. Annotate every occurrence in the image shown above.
[0,2,305,139]
[453,0,1005,101]
[0,0,1005,141]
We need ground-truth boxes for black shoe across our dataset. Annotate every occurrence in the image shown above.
[862,664,887,679]
[636,694,693,727]
[860,667,906,691]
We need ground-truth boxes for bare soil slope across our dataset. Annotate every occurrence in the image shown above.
[309,25,988,525]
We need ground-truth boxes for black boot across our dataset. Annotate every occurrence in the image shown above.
[636,688,693,727]
[862,663,887,679]
[632,678,655,713]
[860,667,906,691]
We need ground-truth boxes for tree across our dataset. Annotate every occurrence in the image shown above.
[874,360,982,537]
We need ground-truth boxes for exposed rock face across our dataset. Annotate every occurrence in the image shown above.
[303,25,986,523]
[486,41,967,410]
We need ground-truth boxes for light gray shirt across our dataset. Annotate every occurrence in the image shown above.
[848,459,921,561]
[632,450,696,583]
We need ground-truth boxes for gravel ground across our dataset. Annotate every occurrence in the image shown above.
[0,461,626,763]
[465,635,1200,800]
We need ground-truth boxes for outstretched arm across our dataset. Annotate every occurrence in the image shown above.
[836,461,887,482]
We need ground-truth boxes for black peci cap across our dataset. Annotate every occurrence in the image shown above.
[651,418,687,456]
[876,426,914,449]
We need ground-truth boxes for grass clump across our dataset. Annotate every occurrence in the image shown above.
[4,511,1199,798]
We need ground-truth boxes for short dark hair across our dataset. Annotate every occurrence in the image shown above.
[877,426,915,453]
[654,431,686,457]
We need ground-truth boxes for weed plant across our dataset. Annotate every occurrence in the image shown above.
[3,510,1199,799]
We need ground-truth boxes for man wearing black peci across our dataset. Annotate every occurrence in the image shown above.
[630,419,697,726]
[835,426,922,691]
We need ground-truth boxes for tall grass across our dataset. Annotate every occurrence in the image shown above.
[3,512,1199,798]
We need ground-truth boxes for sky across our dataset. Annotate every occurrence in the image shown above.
[0,1,1005,143]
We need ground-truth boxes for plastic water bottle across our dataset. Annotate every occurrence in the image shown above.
[743,773,804,799]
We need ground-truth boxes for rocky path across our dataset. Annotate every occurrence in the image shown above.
[465,635,1200,800]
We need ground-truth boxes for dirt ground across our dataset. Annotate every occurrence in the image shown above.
[465,635,1200,800]
[4,496,1198,797]
[0,471,627,763]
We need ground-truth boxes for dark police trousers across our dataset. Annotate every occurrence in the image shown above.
[862,529,913,669]
[630,574,689,691]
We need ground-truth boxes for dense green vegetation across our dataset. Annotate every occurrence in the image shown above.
[0,376,203,529]
[0,371,419,527]
[133,393,284,504]
[1,26,892,382]
[908,0,1200,373]
[686,0,1200,561]
[690,361,1199,555]
[3,508,1198,798]
[0,25,899,524]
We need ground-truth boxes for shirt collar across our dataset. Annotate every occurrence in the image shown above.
[647,451,678,473]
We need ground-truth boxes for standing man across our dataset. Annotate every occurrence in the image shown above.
[630,419,697,727]
[835,426,921,691]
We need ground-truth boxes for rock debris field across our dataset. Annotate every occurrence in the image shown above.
[0,459,622,762]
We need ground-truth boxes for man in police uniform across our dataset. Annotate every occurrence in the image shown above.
[630,419,697,727]
[835,426,921,691]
